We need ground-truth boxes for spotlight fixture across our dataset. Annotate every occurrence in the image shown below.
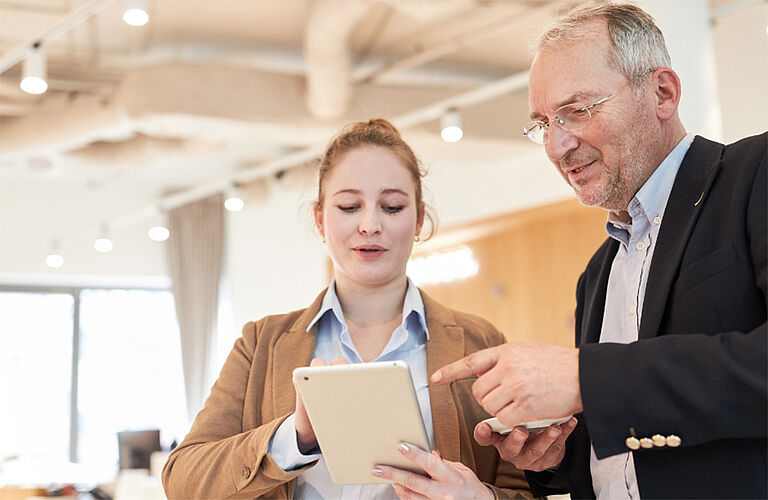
[94,237,114,253]
[45,239,63,268]
[440,108,463,143]
[148,225,170,241]
[123,0,149,26]
[224,188,244,212]
[94,225,114,253]
[20,43,48,95]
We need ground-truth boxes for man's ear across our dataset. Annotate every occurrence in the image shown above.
[652,67,681,121]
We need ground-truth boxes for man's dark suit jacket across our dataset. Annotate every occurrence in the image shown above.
[526,133,767,499]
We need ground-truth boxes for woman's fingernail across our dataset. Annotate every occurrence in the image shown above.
[431,371,442,383]
[371,467,383,476]
[398,443,410,454]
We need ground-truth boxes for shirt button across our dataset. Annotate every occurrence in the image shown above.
[636,241,646,251]
[242,466,251,478]
[652,434,666,447]
[653,216,662,224]
[629,304,637,314]
[640,437,653,449]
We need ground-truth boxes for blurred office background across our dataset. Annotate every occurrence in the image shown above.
[0,0,766,496]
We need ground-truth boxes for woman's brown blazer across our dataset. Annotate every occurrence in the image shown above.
[162,289,532,499]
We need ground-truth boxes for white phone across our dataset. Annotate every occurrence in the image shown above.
[480,415,572,434]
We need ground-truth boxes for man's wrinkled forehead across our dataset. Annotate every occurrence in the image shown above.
[528,29,615,112]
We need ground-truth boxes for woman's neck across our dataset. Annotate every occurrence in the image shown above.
[333,276,408,327]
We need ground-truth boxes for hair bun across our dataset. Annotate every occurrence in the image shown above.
[366,118,401,139]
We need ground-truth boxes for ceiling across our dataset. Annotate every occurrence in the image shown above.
[0,0,572,203]
[0,0,761,235]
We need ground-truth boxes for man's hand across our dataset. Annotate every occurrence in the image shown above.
[474,417,578,471]
[431,342,583,426]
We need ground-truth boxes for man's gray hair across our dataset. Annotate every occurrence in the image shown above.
[537,2,671,90]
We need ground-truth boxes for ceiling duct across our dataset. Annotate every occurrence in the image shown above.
[303,0,370,119]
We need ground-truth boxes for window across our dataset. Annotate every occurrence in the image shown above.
[0,286,187,484]
[0,292,74,474]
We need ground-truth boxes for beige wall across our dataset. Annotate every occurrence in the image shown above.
[414,199,607,346]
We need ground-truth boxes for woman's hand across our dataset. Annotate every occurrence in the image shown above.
[371,443,493,500]
[293,356,347,454]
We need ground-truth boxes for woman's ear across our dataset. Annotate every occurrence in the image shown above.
[416,202,425,237]
[313,203,324,239]
[652,67,681,121]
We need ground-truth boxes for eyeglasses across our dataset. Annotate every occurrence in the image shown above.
[523,69,654,145]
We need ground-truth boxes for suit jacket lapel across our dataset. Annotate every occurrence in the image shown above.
[272,289,326,417]
[422,291,464,463]
[639,136,724,339]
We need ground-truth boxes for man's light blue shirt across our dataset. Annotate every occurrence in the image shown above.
[268,278,433,499]
[590,134,694,500]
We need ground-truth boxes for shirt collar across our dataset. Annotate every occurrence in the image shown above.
[307,278,430,340]
[606,133,694,240]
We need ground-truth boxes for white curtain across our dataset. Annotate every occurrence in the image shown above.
[167,194,224,423]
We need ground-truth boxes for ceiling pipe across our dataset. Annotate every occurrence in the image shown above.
[352,1,556,84]
[303,0,370,119]
[0,0,116,74]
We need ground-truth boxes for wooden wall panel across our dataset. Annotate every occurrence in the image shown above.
[413,199,607,346]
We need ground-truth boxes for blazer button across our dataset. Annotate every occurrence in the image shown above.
[639,437,653,449]
[652,434,666,447]
[666,434,682,447]
[242,466,251,478]
[625,437,640,450]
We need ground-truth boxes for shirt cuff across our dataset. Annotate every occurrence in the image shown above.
[268,413,322,471]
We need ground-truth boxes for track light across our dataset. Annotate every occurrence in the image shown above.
[148,225,170,242]
[20,44,48,95]
[94,224,114,253]
[123,0,149,26]
[224,187,244,212]
[440,108,463,143]
[45,239,63,268]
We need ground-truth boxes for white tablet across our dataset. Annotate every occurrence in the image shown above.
[292,360,430,485]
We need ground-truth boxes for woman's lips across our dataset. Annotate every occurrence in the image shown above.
[353,245,387,259]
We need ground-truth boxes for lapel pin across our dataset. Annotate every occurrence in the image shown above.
[694,192,704,206]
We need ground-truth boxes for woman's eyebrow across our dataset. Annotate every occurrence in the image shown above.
[331,189,361,196]
[380,188,408,197]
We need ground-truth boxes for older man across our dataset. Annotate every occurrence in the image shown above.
[432,3,766,499]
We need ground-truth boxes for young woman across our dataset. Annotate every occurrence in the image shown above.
[162,119,532,499]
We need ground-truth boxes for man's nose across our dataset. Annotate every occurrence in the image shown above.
[545,123,579,162]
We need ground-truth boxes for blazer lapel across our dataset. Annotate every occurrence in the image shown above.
[422,291,464,463]
[272,290,326,417]
[639,136,724,339]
